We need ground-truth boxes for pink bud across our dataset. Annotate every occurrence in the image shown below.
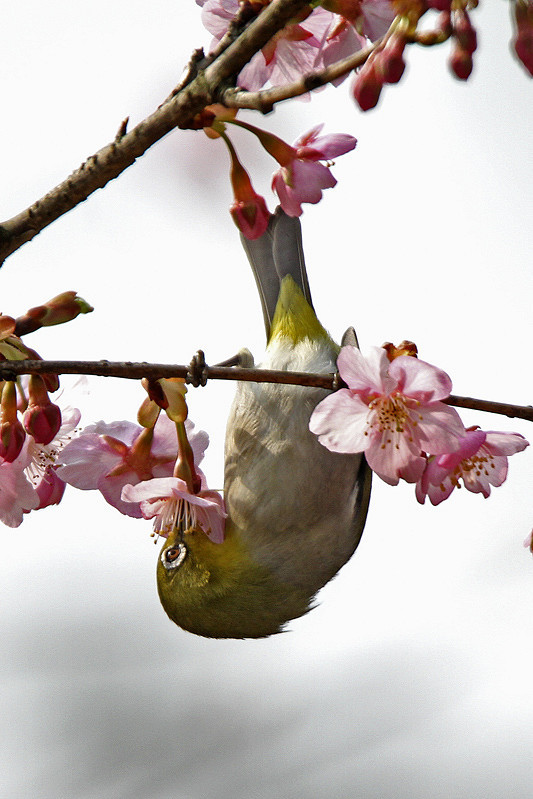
[24,403,62,445]
[512,1,533,76]
[426,0,451,10]
[352,62,383,111]
[453,9,477,54]
[230,196,270,240]
[226,135,271,239]
[514,28,533,75]
[449,46,473,80]
[0,315,17,340]
[0,421,26,462]
[377,34,406,84]
[0,381,26,461]
[23,375,62,445]
[14,292,93,336]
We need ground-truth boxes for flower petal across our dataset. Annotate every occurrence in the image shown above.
[389,356,453,402]
[310,390,371,453]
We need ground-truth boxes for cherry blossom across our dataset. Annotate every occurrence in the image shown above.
[0,404,81,527]
[122,476,227,544]
[309,346,466,485]
[57,415,208,518]
[22,405,80,509]
[415,428,529,505]
[0,452,40,528]
[270,124,357,216]
[198,0,334,90]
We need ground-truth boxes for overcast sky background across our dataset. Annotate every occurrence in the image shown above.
[1,2,532,798]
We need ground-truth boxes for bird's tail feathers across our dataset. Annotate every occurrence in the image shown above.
[240,207,313,338]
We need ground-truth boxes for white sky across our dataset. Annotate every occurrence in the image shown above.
[1,2,532,798]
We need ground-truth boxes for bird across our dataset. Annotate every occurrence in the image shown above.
[157,207,372,638]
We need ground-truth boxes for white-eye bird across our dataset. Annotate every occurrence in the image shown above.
[157,208,371,638]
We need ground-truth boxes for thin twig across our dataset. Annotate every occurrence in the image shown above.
[0,359,531,422]
[221,37,382,112]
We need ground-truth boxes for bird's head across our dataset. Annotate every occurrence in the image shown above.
[156,526,313,639]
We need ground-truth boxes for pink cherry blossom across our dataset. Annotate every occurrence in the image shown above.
[415,428,529,505]
[122,476,226,544]
[320,1,395,70]
[309,346,466,486]
[271,125,357,216]
[57,414,208,518]
[0,452,40,528]
[198,0,394,91]
[24,405,81,512]
[198,0,334,90]
[0,404,82,527]
[224,130,271,239]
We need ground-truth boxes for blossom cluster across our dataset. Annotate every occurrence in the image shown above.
[310,344,529,504]
[0,300,226,543]
[219,118,357,238]
[199,0,531,239]
[0,292,92,527]
[197,0,394,92]
[56,380,227,544]
[197,1,532,111]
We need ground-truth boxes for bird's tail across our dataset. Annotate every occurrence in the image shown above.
[240,207,314,339]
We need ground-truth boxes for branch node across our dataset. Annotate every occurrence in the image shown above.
[331,371,342,392]
[186,350,208,387]
[115,117,130,142]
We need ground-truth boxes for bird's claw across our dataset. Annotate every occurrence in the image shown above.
[186,350,208,387]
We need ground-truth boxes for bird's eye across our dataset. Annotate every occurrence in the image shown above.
[161,542,187,571]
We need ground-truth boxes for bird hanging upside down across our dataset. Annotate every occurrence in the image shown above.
[157,208,371,638]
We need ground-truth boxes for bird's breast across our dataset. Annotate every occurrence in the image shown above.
[224,335,369,593]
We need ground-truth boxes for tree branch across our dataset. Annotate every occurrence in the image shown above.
[1,359,531,422]
[221,39,380,112]
[0,0,311,267]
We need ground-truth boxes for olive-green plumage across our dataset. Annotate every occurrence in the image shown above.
[157,208,371,638]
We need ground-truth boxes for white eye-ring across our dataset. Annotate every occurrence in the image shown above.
[161,542,187,570]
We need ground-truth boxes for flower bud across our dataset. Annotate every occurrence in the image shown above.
[449,46,473,80]
[377,33,407,84]
[160,378,188,423]
[230,195,271,240]
[0,315,16,340]
[352,61,383,111]
[0,381,26,462]
[382,341,418,362]
[23,375,62,445]
[453,9,477,55]
[14,292,93,336]
[514,27,533,75]
[426,0,451,10]
[512,0,533,76]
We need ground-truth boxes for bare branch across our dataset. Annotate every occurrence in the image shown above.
[0,359,531,422]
